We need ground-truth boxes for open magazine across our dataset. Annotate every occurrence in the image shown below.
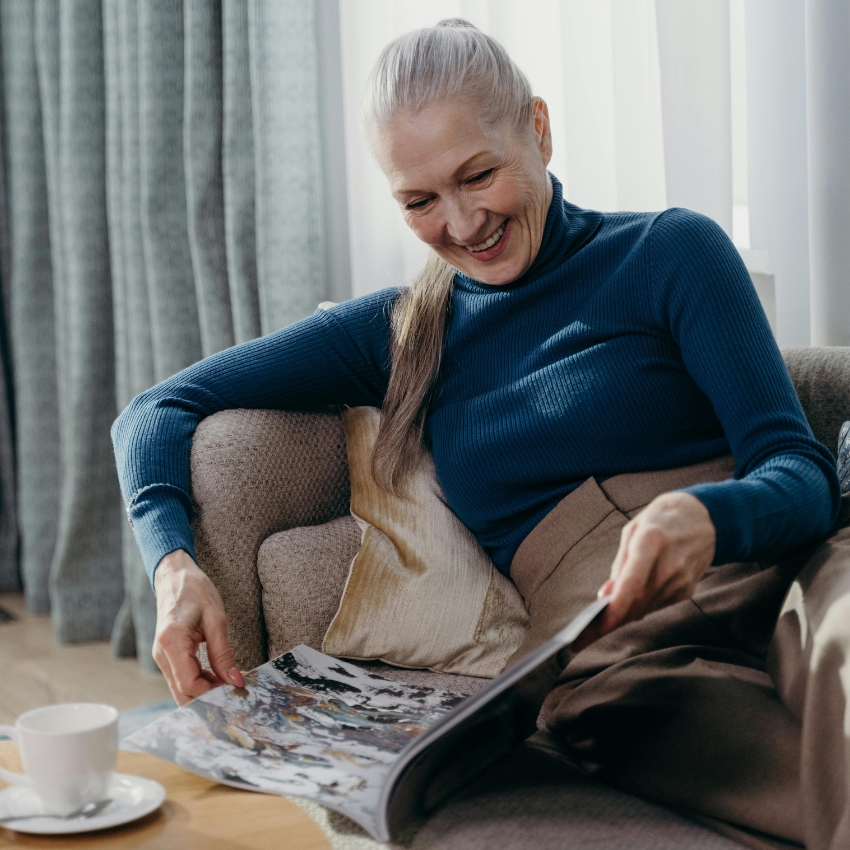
[126,596,609,842]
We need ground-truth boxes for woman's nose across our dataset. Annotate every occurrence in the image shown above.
[444,200,486,245]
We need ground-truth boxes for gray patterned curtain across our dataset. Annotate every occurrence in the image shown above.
[0,0,345,670]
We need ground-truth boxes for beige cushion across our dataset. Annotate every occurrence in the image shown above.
[322,406,529,678]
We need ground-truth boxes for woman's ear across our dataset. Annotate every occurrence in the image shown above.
[531,96,553,167]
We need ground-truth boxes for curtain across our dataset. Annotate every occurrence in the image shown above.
[0,20,16,595]
[0,0,336,669]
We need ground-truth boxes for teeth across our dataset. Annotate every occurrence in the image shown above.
[469,222,506,253]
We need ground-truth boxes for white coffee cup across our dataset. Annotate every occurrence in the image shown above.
[0,703,118,816]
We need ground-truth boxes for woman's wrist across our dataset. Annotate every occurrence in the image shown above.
[154,549,199,594]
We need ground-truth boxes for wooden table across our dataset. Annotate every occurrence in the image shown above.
[0,742,330,849]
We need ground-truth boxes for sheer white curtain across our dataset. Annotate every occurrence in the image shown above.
[336,0,850,348]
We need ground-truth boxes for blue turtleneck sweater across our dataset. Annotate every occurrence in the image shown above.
[112,178,840,585]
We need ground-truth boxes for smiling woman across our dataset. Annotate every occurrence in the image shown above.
[371,98,552,285]
[112,17,849,850]
[376,100,552,282]
[364,20,556,491]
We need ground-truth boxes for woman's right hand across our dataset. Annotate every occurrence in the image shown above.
[152,549,245,706]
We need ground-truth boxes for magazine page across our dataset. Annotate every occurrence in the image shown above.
[125,645,463,839]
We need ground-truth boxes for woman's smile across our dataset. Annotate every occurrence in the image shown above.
[463,219,509,259]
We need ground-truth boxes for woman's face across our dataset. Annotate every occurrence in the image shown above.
[372,97,554,286]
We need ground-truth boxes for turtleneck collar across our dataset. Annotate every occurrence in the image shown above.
[453,174,603,294]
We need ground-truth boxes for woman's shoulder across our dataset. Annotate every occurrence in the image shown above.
[317,286,403,329]
[571,204,666,258]
[584,204,724,240]
[647,206,731,250]
[314,287,403,378]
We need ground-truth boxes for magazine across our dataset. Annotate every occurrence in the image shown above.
[126,595,609,842]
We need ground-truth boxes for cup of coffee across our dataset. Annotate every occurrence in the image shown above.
[0,703,118,816]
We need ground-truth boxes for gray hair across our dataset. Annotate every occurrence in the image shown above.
[363,18,534,134]
[367,21,535,495]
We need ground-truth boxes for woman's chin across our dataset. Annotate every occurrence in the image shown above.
[459,254,529,286]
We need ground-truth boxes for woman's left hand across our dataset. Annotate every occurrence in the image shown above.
[596,491,716,636]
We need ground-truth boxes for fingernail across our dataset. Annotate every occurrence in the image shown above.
[228,667,244,687]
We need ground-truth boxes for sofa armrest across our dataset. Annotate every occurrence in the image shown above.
[190,408,350,669]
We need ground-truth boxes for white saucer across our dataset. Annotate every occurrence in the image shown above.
[0,774,165,835]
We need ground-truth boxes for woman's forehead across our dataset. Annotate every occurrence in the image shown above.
[373,101,510,194]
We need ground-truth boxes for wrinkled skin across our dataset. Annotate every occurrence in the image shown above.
[154,550,244,706]
[596,492,715,636]
[370,96,554,286]
[151,97,717,702]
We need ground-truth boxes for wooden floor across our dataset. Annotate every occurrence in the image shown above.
[0,593,172,725]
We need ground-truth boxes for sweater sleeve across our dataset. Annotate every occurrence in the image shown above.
[648,209,840,565]
[111,289,399,586]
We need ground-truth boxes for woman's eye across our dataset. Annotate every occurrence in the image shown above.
[467,169,494,184]
[406,198,431,210]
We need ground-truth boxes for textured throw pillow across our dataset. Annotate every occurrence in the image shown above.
[322,406,529,678]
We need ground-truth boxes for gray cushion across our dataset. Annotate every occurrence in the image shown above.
[258,515,361,658]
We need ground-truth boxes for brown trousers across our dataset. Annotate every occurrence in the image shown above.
[507,455,850,850]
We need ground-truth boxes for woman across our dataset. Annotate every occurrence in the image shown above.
[113,20,845,849]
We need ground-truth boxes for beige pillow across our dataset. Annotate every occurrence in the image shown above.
[322,406,529,678]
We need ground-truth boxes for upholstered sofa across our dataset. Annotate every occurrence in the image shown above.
[190,346,850,850]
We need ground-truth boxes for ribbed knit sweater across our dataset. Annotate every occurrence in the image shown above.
[112,178,841,586]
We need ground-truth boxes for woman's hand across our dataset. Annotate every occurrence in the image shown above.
[597,492,716,636]
[153,549,245,705]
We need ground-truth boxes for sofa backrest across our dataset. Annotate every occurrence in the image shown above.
[783,347,850,459]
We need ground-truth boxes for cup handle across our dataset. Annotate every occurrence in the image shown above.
[0,726,30,786]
